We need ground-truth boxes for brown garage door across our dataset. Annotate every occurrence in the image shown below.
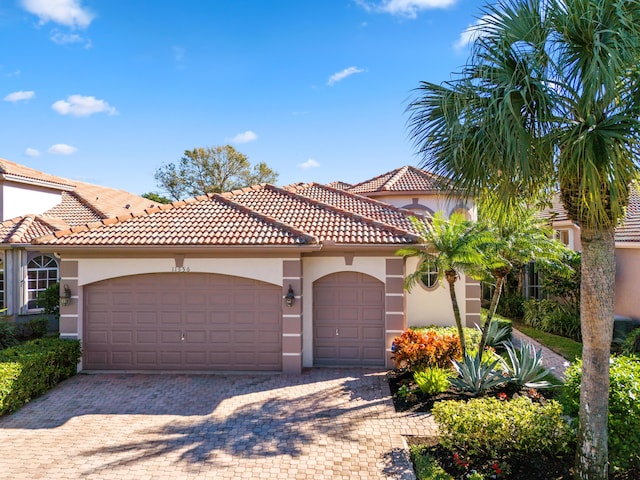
[84,273,282,371]
[313,272,385,366]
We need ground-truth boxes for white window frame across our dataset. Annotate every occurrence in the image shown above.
[26,254,59,312]
[418,259,440,291]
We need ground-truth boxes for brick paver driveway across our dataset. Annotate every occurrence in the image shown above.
[0,369,436,479]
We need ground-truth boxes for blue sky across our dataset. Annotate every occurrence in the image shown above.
[0,0,484,196]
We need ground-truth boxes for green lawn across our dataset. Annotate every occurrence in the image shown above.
[512,322,582,361]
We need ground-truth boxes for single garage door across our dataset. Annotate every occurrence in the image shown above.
[84,273,282,371]
[313,272,385,366]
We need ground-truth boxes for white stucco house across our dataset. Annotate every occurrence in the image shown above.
[1,160,480,374]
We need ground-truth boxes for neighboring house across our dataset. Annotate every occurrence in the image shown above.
[543,186,640,319]
[0,158,158,320]
[2,159,479,374]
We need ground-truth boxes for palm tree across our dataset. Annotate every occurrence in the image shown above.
[406,1,640,478]
[397,211,490,356]
[478,203,568,354]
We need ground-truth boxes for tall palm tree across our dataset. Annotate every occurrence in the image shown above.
[406,1,640,478]
[397,211,490,356]
[478,203,568,354]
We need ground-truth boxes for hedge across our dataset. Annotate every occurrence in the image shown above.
[0,337,81,415]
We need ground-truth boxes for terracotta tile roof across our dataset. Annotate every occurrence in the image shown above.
[35,193,317,246]
[42,191,104,225]
[285,182,419,234]
[0,215,62,244]
[543,186,640,243]
[615,185,640,243]
[36,184,419,247]
[326,181,353,190]
[222,184,418,245]
[348,165,447,195]
[71,180,158,218]
[0,157,75,189]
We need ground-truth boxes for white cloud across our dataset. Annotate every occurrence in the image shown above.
[356,0,456,18]
[3,90,35,102]
[299,159,320,169]
[21,0,94,29]
[52,94,117,117]
[454,16,490,51]
[327,66,365,86]
[50,29,91,47]
[24,148,40,157]
[230,130,258,144]
[48,144,77,155]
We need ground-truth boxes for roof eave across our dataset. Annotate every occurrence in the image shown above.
[1,174,75,191]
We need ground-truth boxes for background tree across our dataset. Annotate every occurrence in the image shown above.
[407,1,640,477]
[141,192,172,204]
[398,212,490,355]
[154,145,279,200]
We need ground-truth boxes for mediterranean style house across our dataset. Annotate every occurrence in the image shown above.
[0,159,479,374]
[544,187,640,320]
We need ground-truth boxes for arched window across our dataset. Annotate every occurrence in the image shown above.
[27,255,59,310]
[419,259,439,290]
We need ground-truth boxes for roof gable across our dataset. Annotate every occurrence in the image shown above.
[0,157,75,190]
[347,165,446,195]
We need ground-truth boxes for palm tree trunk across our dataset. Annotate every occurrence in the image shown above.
[478,274,505,355]
[575,226,615,480]
[446,273,466,356]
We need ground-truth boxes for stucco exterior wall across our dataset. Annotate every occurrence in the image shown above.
[404,255,467,328]
[615,246,640,319]
[1,181,62,220]
[75,257,285,287]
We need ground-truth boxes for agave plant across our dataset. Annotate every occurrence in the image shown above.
[475,320,511,349]
[449,353,507,397]
[503,341,553,389]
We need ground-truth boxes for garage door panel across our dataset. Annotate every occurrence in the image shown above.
[314,272,385,367]
[84,273,282,371]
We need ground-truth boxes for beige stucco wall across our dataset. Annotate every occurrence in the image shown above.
[2,181,62,220]
[615,246,640,319]
[372,193,476,220]
[404,256,467,328]
[74,257,284,287]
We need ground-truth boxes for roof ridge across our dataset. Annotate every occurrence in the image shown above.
[65,190,109,219]
[348,166,401,191]
[212,193,318,245]
[267,183,419,241]
[384,165,409,191]
[8,215,36,244]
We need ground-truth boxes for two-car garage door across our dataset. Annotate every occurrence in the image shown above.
[84,273,282,371]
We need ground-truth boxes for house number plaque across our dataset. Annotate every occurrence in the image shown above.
[171,266,191,272]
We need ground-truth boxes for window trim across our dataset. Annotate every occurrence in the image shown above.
[26,254,59,312]
[417,258,440,291]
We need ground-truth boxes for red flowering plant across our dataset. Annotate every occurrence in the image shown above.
[391,329,462,372]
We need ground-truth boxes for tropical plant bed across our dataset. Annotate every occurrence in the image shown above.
[387,369,556,413]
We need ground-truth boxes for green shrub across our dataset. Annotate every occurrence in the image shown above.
[523,299,580,340]
[36,282,60,318]
[561,356,640,472]
[433,396,574,460]
[496,293,524,320]
[621,328,640,356]
[0,321,18,349]
[410,445,453,480]
[16,317,50,340]
[414,367,450,396]
[0,337,81,414]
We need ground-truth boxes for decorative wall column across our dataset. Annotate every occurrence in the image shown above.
[385,258,405,369]
[59,260,79,339]
[282,259,303,374]
[465,276,481,328]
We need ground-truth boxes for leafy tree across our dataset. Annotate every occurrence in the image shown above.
[154,145,279,200]
[398,212,491,355]
[141,192,172,204]
[539,250,582,312]
[477,205,568,354]
[407,1,640,477]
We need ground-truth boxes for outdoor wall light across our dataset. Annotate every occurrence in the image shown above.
[60,284,71,307]
[285,285,295,307]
